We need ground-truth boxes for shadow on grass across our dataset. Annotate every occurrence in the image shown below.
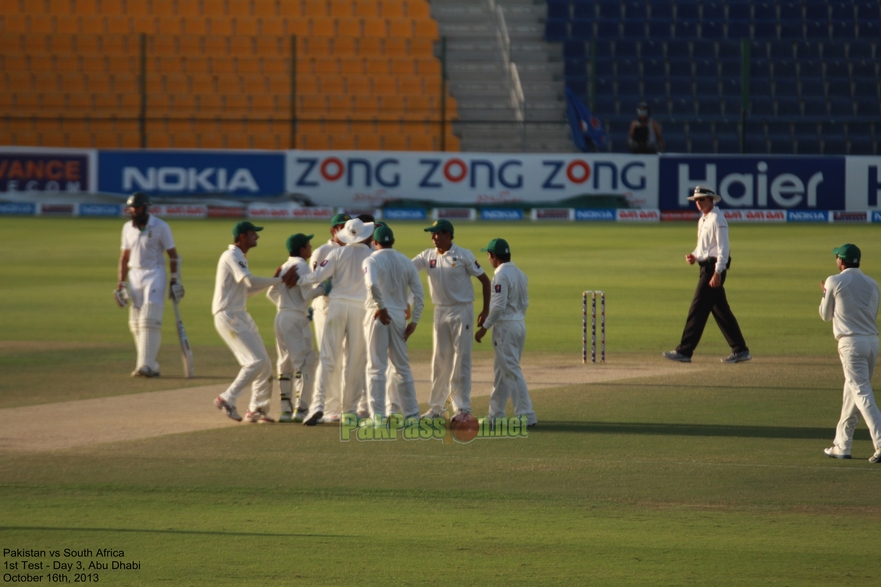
[536,421,867,440]
[0,526,350,538]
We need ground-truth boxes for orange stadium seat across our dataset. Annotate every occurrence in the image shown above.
[304,0,327,17]
[254,0,277,17]
[353,94,380,112]
[336,16,361,36]
[4,55,28,71]
[339,57,364,75]
[228,0,250,16]
[414,18,437,38]
[0,33,23,52]
[203,36,227,55]
[92,130,119,148]
[390,58,415,75]
[382,134,407,150]
[156,17,181,34]
[184,56,209,73]
[406,0,430,18]
[380,0,404,18]
[152,0,175,15]
[366,58,389,75]
[256,36,284,56]
[362,17,386,37]
[299,94,327,113]
[327,94,352,113]
[112,73,138,92]
[0,0,21,13]
[14,92,40,115]
[22,0,44,14]
[387,17,412,37]
[299,132,330,149]
[408,134,435,151]
[182,17,207,34]
[208,18,233,34]
[177,0,201,16]
[50,0,71,13]
[372,74,397,94]
[242,73,268,93]
[329,134,355,149]
[226,132,251,148]
[268,73,293,92]
[235,17,260,35]
[332,36,356,55]
[1,15,28,34]
[383,37,407,56]
[104,15,130,33]
[98,0,122,14]
[202,0,225,16]
[145,133,170,148]
[354,0,376,18]
[410,37,433,56]
[277,0,302,17]
[329,0,352,17]
[127,0,150,15]
[54,15,79,33]
[210,56,236,74]
[162,73,188,93]
[346,74,370,95]
[252,133,279,149]
[356,134,381,149]
[358,36,382,56]
[224,93,249,114]
[310,17,333,35]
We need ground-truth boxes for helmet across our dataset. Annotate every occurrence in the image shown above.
[126,192,151,208]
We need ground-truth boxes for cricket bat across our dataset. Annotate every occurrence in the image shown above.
[172,298,195,378]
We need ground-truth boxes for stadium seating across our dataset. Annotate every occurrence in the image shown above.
[548,0,878,154]
[0,0,458,150]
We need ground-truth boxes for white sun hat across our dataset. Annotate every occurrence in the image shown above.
[687,184,722,203]
[338,218,376,244]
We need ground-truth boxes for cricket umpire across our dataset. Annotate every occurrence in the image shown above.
[115,192,182,378]
[664,185,751,363]
[820,244,881,463]
[413,219,491,417]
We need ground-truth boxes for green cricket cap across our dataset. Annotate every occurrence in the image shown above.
[481,238,510,255]
[425,219,454,235]
[374,224,394,244]
[233,221,263,238]
[286,233,314,255]
[331,213,351,226]
[833,243,861,264]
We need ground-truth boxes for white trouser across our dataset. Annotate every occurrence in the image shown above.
[487,320,536,425]
[365,308,418,418]
[128,267,165,371]
[428,302,474,414]
[310,298,367,415]
[214,310,272,412]
[833,334,881,451]
[275,309,317,412]
[313,295,344,414]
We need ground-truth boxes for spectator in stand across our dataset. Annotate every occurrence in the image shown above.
[628,101,665,154]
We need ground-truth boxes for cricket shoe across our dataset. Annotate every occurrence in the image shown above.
[134,366,161,377]
[721,351,752,363]
[214,396,243,422]
[279,412,294,423]
[319,412,341,424]
[869,449,881,464]
[357,409,370,419]
[293,408,308,423]
[244,409,275,424]
[823,445,851,459]
[303,410,324,426]
[663,351,691,363]
[421,409,444,419]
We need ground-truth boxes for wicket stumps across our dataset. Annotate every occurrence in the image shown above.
[582,291,605,363]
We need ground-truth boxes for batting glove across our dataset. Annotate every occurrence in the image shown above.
[170,282,185,302]
[114,282,130,308]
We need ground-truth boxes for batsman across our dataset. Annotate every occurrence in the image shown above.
[115,192,183,377]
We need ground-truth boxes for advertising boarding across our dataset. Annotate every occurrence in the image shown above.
[844,156,881,211]
[659,156,846,210]
[98,150,285,197]
[0,147,95,195]
[285,152,659,209]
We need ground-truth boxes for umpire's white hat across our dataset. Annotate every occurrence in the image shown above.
[687,185,722,203]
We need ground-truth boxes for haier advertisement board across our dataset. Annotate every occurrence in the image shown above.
[658,156,846,210]
[98,151,285,197]
[845,156,881,211]
[285,152,659,208]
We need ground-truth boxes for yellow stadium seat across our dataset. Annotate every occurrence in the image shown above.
[277,0,301,17]
[310,16,333,35]
[372,74,397,94]
[304,0,326,17]
[336,16,360,36]
[356,134,381,149]
[253,0,277,16]
[182,17,207,34]
[177,0,200,16]
[383,37,407,56]
[228,0,250,16]
[358,36,382,56]
[365,58,389,75]
[387,17,412,37]
[329,0,352,17]
[208,18,233,34]
[354,0,376,18]
[235,17,259,34]
[1,15,28,34]
[380,0,404,18]
[414,18,437,38]
[406,0,429,18]
[251,132,279,149]
[362,16,386,37]
[383,133,407,150]
[152,0,175,15]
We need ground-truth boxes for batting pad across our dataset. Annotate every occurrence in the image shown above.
[139,302,163,371]
[128,305,142,368]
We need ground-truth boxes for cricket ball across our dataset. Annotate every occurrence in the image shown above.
[450,412,479,443]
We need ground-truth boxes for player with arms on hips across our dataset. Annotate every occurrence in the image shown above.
[296,218,375,426]
[363,224,424,419]
[819,243,881,464]
[115,191,182,378]
[267,233,327,422]
[308,213,350,423]
[213,221,298,423]
[412,219,491,418]
[475,238,537,428]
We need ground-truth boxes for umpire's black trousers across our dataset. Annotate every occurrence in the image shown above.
[675,257,748,358]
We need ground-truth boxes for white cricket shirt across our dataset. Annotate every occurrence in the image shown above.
[267,256,325,316]
[121,214,175,270]
[691,207,730,274]
[412,243,485,306]
[212,245,281,314]
[299,242,372,302]
[483,262,529,329]
[819,268,880,339]
[363,248,425,323]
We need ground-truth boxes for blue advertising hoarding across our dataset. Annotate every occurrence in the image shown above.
[383,208,427,220]
[0,150,92,194]
[98,151,285,197]
[786,210,830,222]
[480,209,524,221]
[575,209,616,221]
[659,156,846,210]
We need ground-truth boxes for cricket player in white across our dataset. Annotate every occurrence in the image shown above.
[309,213,350,421]
[116,192,181,378]
[267,233,327,423]
[475,238,537,427]
[819,243,881,464]
[213,221,298,423]
[298,218,375,426]
[363,224,424,418]
[413,219,491,417]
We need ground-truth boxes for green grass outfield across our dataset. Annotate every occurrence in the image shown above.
[1,217,880,586]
